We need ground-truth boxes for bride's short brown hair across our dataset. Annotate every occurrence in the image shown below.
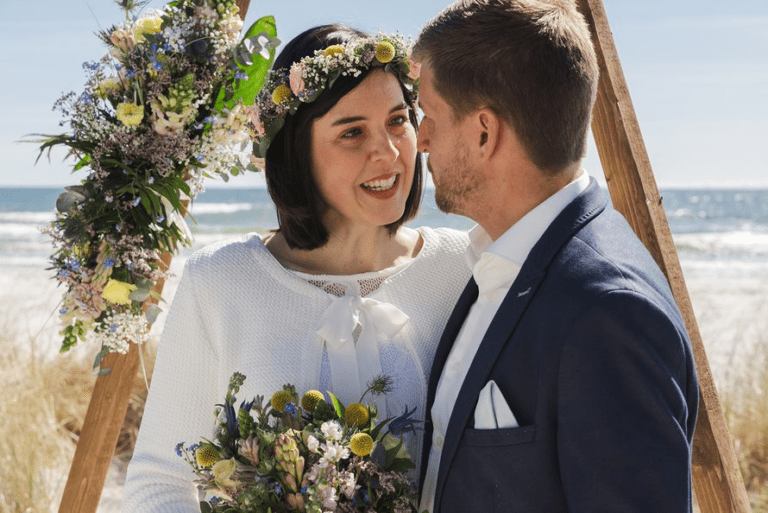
[413,0,598,174]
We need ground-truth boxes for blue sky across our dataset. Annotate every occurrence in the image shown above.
[1,0,766,188]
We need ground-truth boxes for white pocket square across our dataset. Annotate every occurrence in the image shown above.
[474,380,519,430]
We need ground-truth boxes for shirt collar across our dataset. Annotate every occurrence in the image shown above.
[466,169,591,269]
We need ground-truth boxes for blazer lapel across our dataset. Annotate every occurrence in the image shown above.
[420,277,478,486]
[432,178,609,510]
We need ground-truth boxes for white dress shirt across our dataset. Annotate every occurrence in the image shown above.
[420,170,590,512]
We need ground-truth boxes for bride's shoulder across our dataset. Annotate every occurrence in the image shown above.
[185,232,271,273]
[418,226,470,256]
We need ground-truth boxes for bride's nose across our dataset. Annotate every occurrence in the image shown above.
[369,130,399,164]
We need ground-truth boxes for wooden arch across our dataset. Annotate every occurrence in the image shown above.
[58,0,752,511]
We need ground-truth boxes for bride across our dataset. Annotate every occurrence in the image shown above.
[122,24,470,510]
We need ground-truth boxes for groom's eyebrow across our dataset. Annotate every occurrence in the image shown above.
[331,103,409,126]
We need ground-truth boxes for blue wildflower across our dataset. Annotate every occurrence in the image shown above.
[115,63,122,70]
[151,43,158,52]
[109,323,119,333]
[274,484,282,495]
[115,224,121,232]
[387,405,423,436]
[126,69,136,78]
[156,215,165,223]
[209,497,221,505]
[69,259,82,272]
[175,442,184,457]
[58,269,70,278]
[203,115,216,124]
[234,71,248,80]
[189,443,200,452]
[133,196,142,207]
[152,60,162,71]
[285,402,297,417]
[103,258,115,269]
[59,307,70,315]
[126,262,134,270]
[164,43,173,52]
[196,154,205,162]
[300,485,308,494]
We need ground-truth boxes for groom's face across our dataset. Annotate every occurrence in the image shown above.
[417,64,482,216]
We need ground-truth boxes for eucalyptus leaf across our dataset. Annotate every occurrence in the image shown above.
[56,191,86,213]
[145,304,162,325]
[128,286,150,302]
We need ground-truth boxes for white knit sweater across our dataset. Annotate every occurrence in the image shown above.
[122,226,470,512]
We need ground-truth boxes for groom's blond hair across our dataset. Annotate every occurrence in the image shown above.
[413,0,598,174]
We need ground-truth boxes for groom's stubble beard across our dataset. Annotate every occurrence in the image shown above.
[430,141,482,218]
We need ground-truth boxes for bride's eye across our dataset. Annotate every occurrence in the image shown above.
[389,115,408,127]
[341,127,363,139]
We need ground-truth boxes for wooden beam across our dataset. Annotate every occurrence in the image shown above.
[58,3,252,511]
[575,0,752,511]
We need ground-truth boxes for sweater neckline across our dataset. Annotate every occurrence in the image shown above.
[245,226,437,298]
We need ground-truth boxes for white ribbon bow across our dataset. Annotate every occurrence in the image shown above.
[316,292,409,416]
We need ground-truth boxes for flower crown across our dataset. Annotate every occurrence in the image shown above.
[251,33,420,161]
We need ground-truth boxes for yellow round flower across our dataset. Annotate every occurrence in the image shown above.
[271,84,293,105]
[349,433,374,457]
[301,390,324,412]
[271,390,292,412]
[375,41,396,63]
[116,102,144,127]
[101,279,137,306]
[195,444,219,467]
[344,403,370,427]
[323,45,345,57]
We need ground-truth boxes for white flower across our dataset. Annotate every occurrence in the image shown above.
[319,441,349,467]
[338,470,358,500]
[320,420,343,441]
[307,435,320,453]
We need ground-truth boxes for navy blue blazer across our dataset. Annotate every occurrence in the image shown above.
[421,179,699,512]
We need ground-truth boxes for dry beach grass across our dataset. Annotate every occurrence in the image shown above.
[1,262,767,512]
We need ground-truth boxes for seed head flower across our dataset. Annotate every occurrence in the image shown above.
[375,41,396,63]
[101,278,137,305]
[344,403,370,427]
[271,389,292,412]
[271,85,293,106]
[349,432,374,457]
[116,102,144,127]
[301,390,324,412]
[195,443,219,467]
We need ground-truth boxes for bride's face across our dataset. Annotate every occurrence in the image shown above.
[310,70,417,233]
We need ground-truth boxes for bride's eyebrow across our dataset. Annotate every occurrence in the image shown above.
[331,102,410,127]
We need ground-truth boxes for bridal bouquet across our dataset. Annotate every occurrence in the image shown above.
[33,0,279,359]
[176,373,423,513]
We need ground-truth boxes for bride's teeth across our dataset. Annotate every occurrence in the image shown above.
[362,175,397,191]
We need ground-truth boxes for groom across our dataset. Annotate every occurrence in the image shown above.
[414,1,699,511]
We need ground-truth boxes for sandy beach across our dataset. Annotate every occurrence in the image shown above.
[2,251,767,511]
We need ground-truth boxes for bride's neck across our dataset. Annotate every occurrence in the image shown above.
[266,226,421,276]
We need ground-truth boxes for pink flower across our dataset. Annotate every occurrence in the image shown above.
[248,106,266,137]
[289,63,306,96]
[406,57,421,81]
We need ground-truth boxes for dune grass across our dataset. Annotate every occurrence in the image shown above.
[722,334,768,511]
[0,321,152,513]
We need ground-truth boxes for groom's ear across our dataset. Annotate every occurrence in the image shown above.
[476,109,502,159]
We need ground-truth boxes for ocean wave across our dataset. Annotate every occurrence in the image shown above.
[0,211,55,224]
[673,231,768,257]
[188,202,255,215]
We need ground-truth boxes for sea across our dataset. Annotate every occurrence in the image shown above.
[2,186,768,281]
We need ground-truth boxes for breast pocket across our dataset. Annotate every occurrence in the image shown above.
[464,424,536,447]
[441,425,538,513]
